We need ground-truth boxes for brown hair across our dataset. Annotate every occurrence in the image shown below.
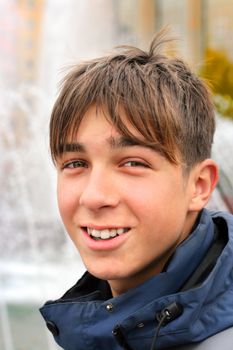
[50,28,215,168]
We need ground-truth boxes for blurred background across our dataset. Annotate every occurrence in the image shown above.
[0,0,233,349]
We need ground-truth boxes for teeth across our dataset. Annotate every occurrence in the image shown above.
[87,227,128,240]
[110,229,117,237]
[117,228,124,235]
[91,229,101,238]
[100,230,110,240]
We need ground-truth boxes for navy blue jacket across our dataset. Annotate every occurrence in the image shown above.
[40,209,233,349]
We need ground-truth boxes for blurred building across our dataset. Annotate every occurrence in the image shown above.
[0,1,18,87]
[1,0,44,147]
[116,0,233,65]
[207,0,233,59]
[0,0,43,86]
[18,0,43,83]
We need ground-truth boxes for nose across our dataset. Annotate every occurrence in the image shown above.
[79,167,119,210]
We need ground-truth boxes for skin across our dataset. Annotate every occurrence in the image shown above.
[56,105,218,297]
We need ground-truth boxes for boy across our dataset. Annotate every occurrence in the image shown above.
[40,30,233,349]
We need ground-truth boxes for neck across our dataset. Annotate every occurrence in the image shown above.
[108,249,175,297]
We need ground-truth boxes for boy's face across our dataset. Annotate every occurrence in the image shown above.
[56,105,198,296]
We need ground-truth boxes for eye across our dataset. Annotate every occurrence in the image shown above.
[123,160,149,168]
[62,159,88,169]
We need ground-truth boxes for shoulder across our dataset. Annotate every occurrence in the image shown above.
[210,209,233,226]
[175,327,233,350]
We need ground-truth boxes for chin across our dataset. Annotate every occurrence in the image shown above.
[89,269,119,281]
[85,263,124,281]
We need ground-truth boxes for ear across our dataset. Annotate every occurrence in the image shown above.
[188,159,219,212]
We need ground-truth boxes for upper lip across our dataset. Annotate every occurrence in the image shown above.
[82,225,130,230]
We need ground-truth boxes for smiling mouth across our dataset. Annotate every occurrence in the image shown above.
[83,227,130,240]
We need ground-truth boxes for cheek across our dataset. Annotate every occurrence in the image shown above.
[57,180,77,220]
[125,179,172,211]
[126,179,186,227]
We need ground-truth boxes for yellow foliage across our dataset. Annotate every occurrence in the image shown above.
[199,48,233,119]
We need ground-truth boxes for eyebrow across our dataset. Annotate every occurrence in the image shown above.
[58,136,158,155]
[59,142,85,153]
[108,136,148,149]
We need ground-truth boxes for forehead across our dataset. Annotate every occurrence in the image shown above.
[69,104,149,144]
[58,105,171,159]
[81,104,136,131]
[78,105,118,136]
[66,106,155,149]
